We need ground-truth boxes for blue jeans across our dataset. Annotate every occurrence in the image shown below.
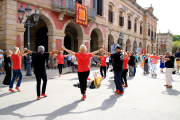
[24,59,27,70]
[9,70,23,88]
[114,71,124,92]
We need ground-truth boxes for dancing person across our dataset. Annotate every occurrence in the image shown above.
[93,53,108,78]
[143,54,149,74]
[26,46,64,100]
[121,52,128,87]
[101,46,124,95]
[24,52,27,71]
[63,52,68,68]
[128,51,135,77]
[56,51,69,77]
[2,50,12,86]
[67,54,72,69]
[150,52,159,76]
[9,47,26,92]
[163,52,174,88]
[63,45,100,100]
[160,53,165,72]
[175,49,180,73]
[0,50,4,75]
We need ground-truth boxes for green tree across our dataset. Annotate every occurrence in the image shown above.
[173,35,180,41]
[172,41,180,53]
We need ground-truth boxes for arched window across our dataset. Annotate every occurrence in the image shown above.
[134,19,137,32]
[109,5,113,23]
[140,22,143,34]
[119,11,124,26]
[128,15,131,30]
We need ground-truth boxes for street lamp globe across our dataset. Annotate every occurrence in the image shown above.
[17,6,25,23]
[25,4,32,17]
[33,10,39,22]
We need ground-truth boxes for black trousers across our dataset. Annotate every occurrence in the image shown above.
[121,69,128,85]
[35,74,47,96]
[106,62,109,70]
[67,60,71,67]
[2,68,11,85]
[100,66,106,77]
[58,64,63,74]
[78,71,90,95]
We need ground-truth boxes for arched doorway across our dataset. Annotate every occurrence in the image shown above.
[147,45,150,54]
[24,17,49,52]
[64,23,78,52]
[133,41,137,53]
[126,39,131,52]
[90,28,103,52]
[139,42,142,48]
[108,34,114,52]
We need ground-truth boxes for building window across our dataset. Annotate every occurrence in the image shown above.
[93,0,103,16]
[140,23,142,34]
[108,5,113,23]
[148,25,150,36]
[151,26,153,37]
[134,19,137,32]
[76,0,82,4]
[128,16,131,30]
[119,11,124,26]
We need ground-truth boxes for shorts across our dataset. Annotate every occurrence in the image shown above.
[176,61,180,66]
[0,63,2,69]
[71,62,74,66]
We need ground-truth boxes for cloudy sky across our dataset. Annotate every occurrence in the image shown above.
[137,0,179,35]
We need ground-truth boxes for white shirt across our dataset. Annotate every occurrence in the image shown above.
[0,54,3,63]
[106,56,109,63]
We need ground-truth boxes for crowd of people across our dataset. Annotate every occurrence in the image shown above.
[1,45,180,100]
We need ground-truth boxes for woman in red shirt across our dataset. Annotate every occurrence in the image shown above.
[94,53,109,78]
[63,45,100,100]
[121,52,129,87]
[56,52,69,77]
[9,47,26,92]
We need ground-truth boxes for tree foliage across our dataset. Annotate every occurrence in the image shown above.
[173,35,180,41]
[172,41,180,53]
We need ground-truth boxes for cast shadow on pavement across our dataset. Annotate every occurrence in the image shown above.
[162,88,180,96]
[0,92,16,98]
[0,100,37,118]
[72,94,122,114]
[26,100,82,120]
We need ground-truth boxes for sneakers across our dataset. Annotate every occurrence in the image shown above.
[154,74,157,76]
[59,74,61,77]
[81,94,86,100]
[9,88,15,92]
[37,96,41,100]
[15,87,21,92]
[164,85,168,86]
[123,85,128,87]
[166,86,172,88]
[116,91,124,95]
[103,76,106,79]
[114,89,119,93]
[15,79,18,82]
[41,93,47,97]
[122,83,125,85]
[151,74,154,76]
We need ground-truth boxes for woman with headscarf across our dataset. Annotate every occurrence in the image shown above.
[63,45,100,100]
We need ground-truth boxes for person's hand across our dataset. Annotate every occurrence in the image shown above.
[24,48,27,51]
[100,48,105,53]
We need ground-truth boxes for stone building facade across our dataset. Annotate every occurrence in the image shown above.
[156,30,173,54]
[0,0,158,61]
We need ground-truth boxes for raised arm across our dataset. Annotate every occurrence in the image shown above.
[64,54,70,58]
[6,50,12,57]
[93,55,100,58]
[92,50,100,56]
[18,48,27,57]
[162,57,171,61]
[26,49,33,55]
[100,48,111,57]
[63,47,75,56]
[49,47,64,57]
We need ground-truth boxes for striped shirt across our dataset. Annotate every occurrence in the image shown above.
[150,55,159,64]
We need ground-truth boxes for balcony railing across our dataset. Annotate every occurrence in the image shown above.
[151,37,156,40]
[51,0,95,19]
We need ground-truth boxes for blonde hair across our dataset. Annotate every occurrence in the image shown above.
[124,52,127,59]
[79,44,87,53]
[13,47,19,54]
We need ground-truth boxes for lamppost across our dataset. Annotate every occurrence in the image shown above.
[119,31,124,46]
[17,5,39,76]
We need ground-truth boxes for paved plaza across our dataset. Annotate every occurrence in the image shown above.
[0,64,180,120]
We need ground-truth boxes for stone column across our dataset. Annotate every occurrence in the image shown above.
[103,38,108,51]
[122,44,126,51]
[2,0,17,51]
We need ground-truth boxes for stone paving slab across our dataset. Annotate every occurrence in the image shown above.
[0,64,180,120]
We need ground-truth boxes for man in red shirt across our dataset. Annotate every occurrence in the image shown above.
[150,52,159,76]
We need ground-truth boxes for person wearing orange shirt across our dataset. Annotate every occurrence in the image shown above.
[150,52,159,76]
[63,45,100,100]
[56,52,69,77]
